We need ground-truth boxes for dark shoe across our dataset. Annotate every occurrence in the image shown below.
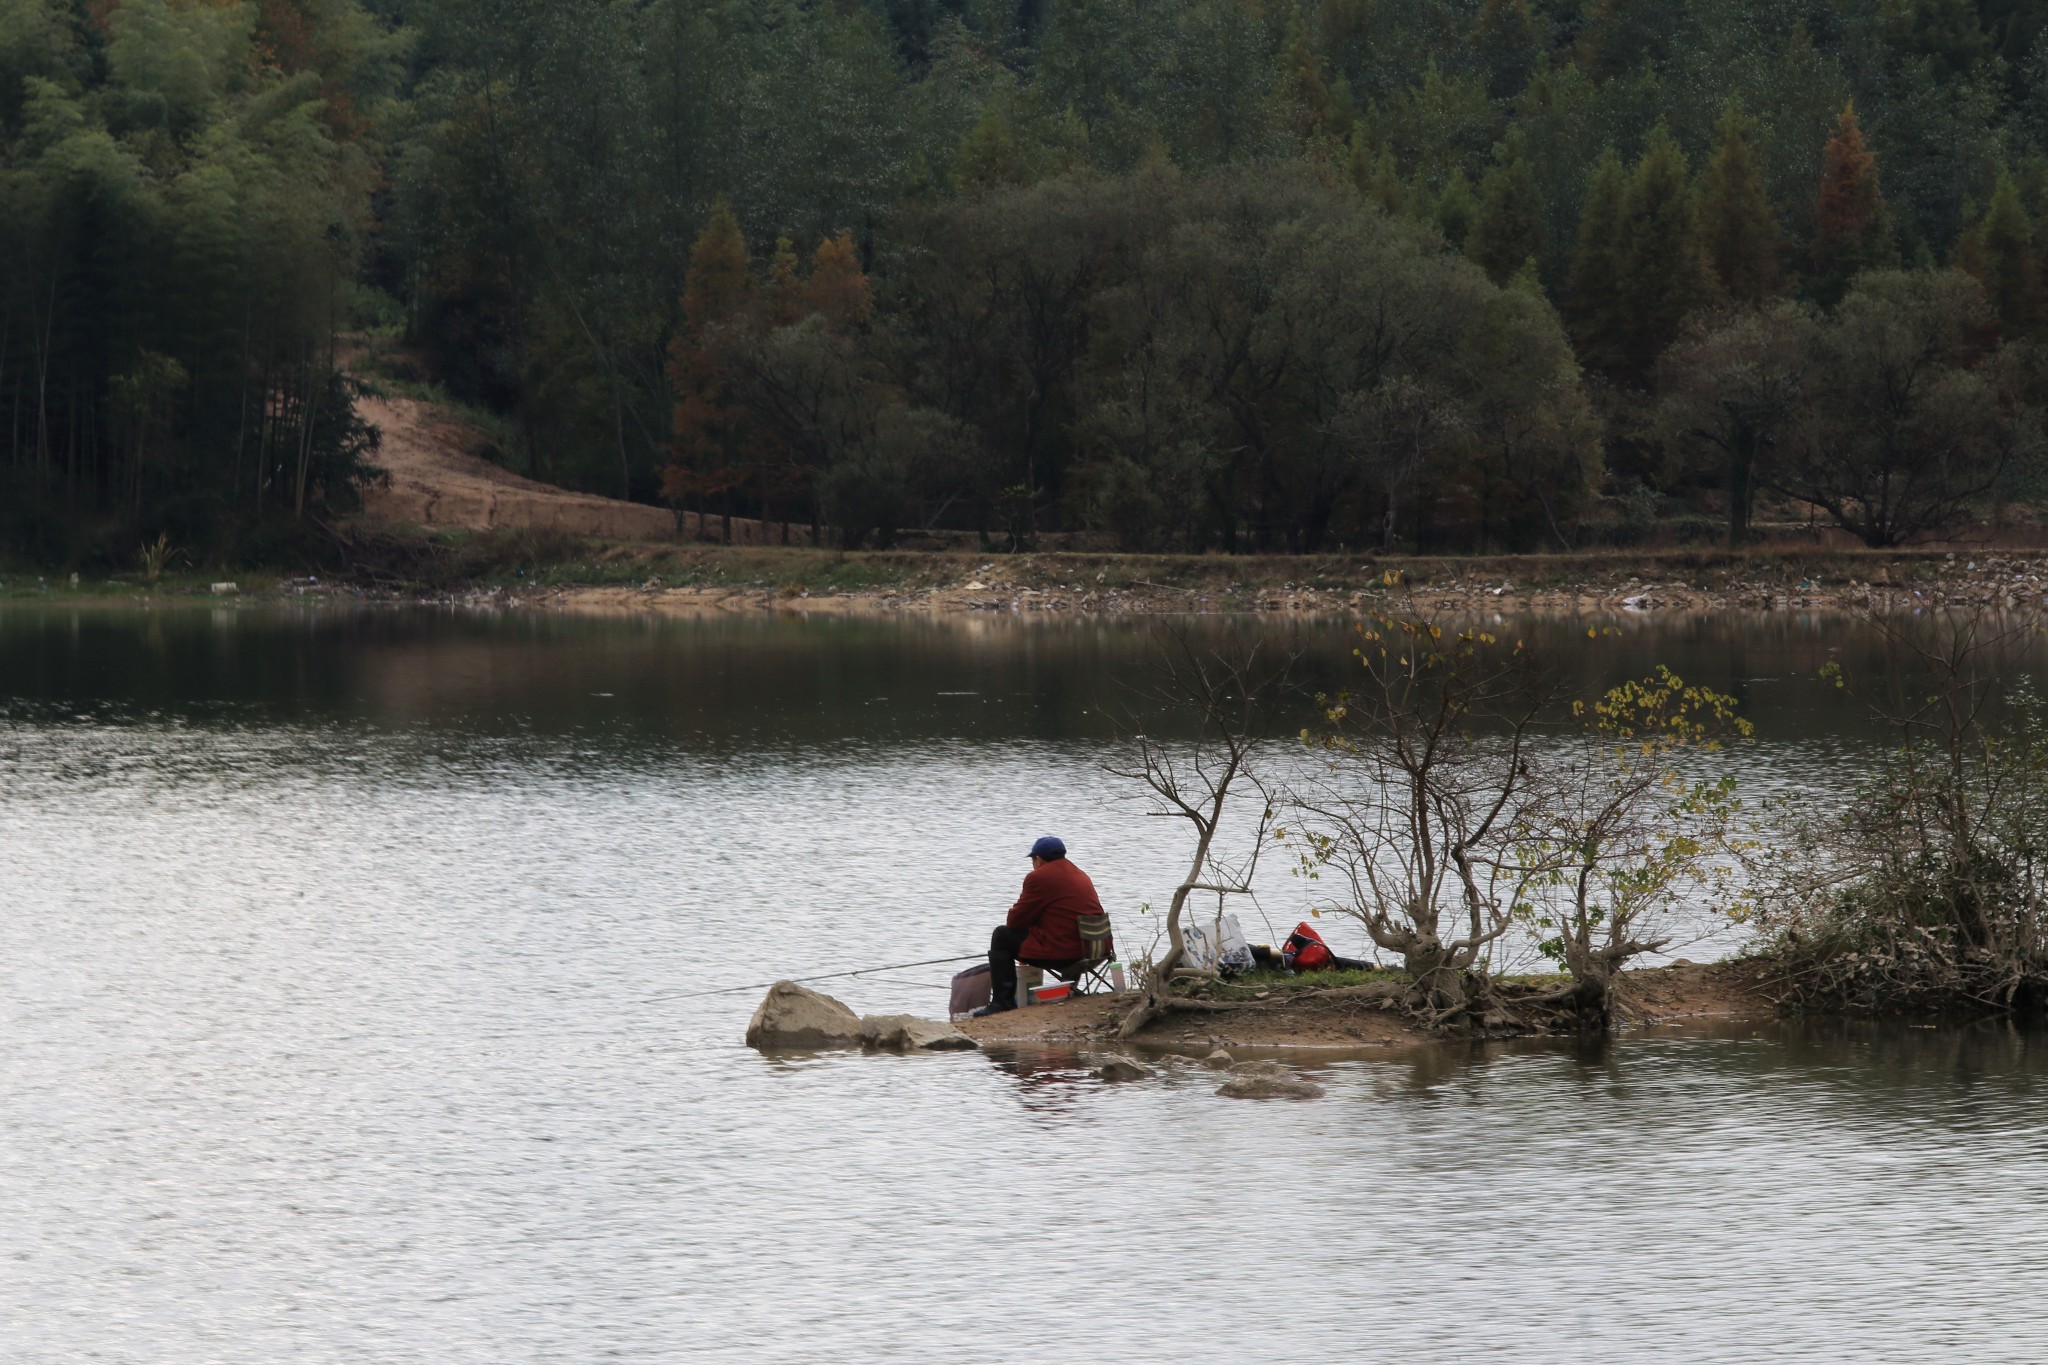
[969,999,1015,1018]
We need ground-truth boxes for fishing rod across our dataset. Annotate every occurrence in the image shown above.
[652,953,985,1002]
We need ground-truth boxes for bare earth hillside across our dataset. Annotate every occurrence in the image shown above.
[356,392,678,540]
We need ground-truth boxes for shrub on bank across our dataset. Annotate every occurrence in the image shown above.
[1757,619,2048,1017]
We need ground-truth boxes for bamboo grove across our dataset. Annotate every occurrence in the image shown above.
[5,0,2048,561]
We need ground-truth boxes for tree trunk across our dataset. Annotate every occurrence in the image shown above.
[1727,438,1753,548]
[1401,938,1471,1016]
[1560,940,1617,1031]
[1116,880,1199,1039]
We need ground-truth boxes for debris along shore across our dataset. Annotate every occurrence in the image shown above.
[526,545,2048,620]
[24,545,2048,619]
[744,961,1778,1057]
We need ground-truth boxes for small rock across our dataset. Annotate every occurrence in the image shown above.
[745,981,863,1050]
[1094,1059,1151,1082]
[1202,1049,1235,1068]
[859,1014,979,1051]
[1226,1059,1290,1078]
[1217,1074,1325,1100]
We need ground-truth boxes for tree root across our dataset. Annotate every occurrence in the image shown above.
[1115,991,1244,1038]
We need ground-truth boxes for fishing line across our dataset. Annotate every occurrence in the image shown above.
[652,953,985,1002]
[850,973,958,990]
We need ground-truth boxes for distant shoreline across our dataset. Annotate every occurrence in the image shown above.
[10,544,2048,619]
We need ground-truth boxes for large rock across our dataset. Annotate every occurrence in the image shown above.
[745,982,864,1050]
[1201,1049,1236,1069]
[1217,1072,1325,1100]
[1093,1058,1152,1082]
[859,1014,979,1051]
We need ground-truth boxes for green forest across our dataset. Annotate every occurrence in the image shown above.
[4,0,2048,563]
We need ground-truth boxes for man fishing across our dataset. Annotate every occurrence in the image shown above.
[971,836,1106,1017]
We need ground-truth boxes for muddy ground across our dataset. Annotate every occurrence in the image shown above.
[953,960,1780,1052]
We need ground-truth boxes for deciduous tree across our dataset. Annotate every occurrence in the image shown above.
[1658,302,1815,545]
[1772,270,2030,546]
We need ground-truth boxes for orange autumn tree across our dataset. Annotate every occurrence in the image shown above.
[803,232,874,330]
[665,212,884,545]
[665,202,757,541]
[757,231,877,543]
[1810,103,1897,305]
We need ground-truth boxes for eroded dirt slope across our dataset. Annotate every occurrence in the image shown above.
[356,392,678,540]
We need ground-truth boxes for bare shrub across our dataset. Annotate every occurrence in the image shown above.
[1758,612,2048,1015]
[1104,636,1297,1040]
[1284,614,1552,1025]
[1511,667,1754,1028]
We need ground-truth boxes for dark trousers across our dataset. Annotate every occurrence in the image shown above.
[989,925,1075,1008]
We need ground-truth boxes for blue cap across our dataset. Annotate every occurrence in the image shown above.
[1030,836,1067,861]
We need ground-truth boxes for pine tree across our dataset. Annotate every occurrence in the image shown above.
[805,232,874,330]
[1284,22,1349,145]
[764,236,804,326]
[1884,0,1993,81]
[1698,99,1784,302]
[1966,172,2042,336]
[1613,124,1716,379]
[952,99,1031,193]
[1811,102,1897,305]
[681,200,753,333]
[1435,169,1478,249]
[1472,0,1538,101]
[1466,151,1545,285]
[1568,147,1631,375]
[1350,133,1407,216]
[668,201,757,535]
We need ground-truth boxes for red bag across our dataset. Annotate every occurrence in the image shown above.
[1282,922,1333,972]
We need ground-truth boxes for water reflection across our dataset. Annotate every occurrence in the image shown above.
[5,604,2047,1363]
[3,602,2025,748]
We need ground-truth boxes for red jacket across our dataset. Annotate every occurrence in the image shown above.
[1007,857,1106,961]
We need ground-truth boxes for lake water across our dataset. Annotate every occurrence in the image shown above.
[3,605,2045,1363]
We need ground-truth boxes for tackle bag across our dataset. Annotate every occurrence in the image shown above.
[1182,913,1256,979]
[1282,922,1334,972]
[949,963,993,1019]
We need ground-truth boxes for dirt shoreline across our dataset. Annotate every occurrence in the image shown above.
[525,545,2048,621]
[16,544,2048,619]
[954,960,1779,1052]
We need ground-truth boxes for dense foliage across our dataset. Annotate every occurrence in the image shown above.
[7,0,2048,561]
[0,0,387,561]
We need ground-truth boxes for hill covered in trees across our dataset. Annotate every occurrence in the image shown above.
[3,0,2047,564]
